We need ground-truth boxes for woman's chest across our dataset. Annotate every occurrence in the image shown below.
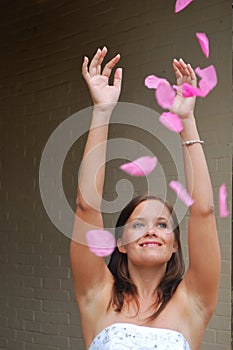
[97,294,188,336]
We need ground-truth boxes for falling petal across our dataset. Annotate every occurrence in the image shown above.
[86,230,116,257]
[219,184,229,218]
[182,83,204,97]
[196,32,209,58]
[145,75,167,89]
[195,65,217,96]
[182,65,218,98]
[169,180,194,207]
[159,112,183,133]
[175,0,193,13]
[156,81,176,109]
[120,156,157,176]
[172,84,179,92]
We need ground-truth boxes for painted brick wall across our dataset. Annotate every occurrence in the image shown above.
[0,0,231,349]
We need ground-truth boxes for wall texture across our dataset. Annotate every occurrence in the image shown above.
[0,0,232,349]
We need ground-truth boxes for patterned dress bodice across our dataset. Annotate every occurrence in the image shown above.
[88,323,191,349]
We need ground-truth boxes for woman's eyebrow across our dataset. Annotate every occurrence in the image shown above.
[131,216,169,221]
[157,216,169,221]
[130,217,145,221]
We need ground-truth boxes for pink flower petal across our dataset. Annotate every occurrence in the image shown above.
[86,230,116,257]
[155,81,176,109]
[159,112,183,133]
[169,180,194,207]
[219,184,229,218]
[175,0,193,13]
[182,83,204,97]
[196,32,209,58]
[195,65,217,96]
[145,75,167,89]
[182,65,218,98]
[172,85,179,91]
[120,156,157,176]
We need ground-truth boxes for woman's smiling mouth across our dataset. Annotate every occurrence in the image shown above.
[139,241,162,247]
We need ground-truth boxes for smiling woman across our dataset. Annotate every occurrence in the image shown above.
[108,195,184,321]
[70,47,221,350]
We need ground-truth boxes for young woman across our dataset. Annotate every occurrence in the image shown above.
[70,46,221,350]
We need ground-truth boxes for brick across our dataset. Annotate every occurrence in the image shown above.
[70,337,85,350]
[49,312,69,325]
[216,330,231,345]
[59,324,81,338]
[24,320,41,333]
[16,330,33,343]
[34,333,68,347]
[7,339,24,350]
[17,309,34,322]
[0,318,7,328]
[23,299,42,311]
[25,344,60,350]
[41,323,59,335]
[42,300,62,313]
[0,338,7,348]
[24,276,42,289]
[35,311,50,323]
[42,278,60,289]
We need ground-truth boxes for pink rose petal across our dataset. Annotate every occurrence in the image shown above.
[175,0,193,13]
[169,180,194,207]
[182,65,218,98]
[159,112,183,133]
[86,230,116,257]
[172,85,179,92]
[145,75,167,89]
[156,81,176,109]
[182,83,204,97]
[196,32,209,58]
[120,156,157,176]
[195,65,217,96]
[219,184,229,218]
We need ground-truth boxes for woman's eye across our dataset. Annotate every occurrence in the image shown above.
[133,222,145,229]
[157,222,167,229]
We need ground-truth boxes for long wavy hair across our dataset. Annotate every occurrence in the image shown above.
[107,194,185,321]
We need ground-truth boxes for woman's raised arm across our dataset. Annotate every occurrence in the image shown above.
[70,47,122,302]
[172,58,221,318]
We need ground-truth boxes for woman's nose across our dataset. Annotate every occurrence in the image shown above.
[143,226,158,236]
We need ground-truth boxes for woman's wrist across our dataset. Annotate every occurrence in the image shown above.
[93,102,116,114]
[180,113,200,140]
[91,105,113,128]
[180,112,196,127]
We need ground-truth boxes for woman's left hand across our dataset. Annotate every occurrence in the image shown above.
[171,58,197,118]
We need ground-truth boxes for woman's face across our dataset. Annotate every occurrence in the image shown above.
[117,199,178,267]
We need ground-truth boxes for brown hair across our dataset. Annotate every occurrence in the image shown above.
[108,194,185,321]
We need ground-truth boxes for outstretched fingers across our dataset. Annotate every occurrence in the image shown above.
[173,58,197,87]
[102,54,121,79]
[187,63,197,85]
[178,58,190,76]
[82,47,121,84]
[82,56,90,82]
[173,59,183,80]
[113,67,123,90]
[88,47,108,77]
[96,47,108,74]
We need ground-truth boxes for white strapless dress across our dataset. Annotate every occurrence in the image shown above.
[88,323,191,349]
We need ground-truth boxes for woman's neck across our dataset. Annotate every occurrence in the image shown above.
[128,262,166,300]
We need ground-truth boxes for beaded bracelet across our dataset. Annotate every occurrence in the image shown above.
[182,140,204,146]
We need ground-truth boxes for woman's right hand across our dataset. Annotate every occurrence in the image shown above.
[171,58,196,119]
[82,46,122,111]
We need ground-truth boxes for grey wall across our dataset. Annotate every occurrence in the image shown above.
[0,0,232,349]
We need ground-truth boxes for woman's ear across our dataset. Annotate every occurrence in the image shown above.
[172,240,178,253]
[117,238,127,254]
